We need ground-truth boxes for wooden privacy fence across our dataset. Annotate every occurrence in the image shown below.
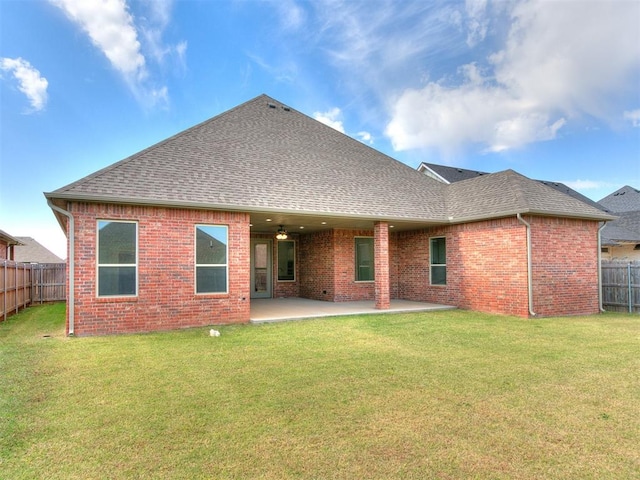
[601,261,640,313]
[1,261,66,321]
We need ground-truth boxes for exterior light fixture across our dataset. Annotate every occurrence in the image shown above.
[276,226,288,240]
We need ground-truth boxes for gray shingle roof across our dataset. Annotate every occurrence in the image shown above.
[420,162,609,213]
[47,94,447,222]
[601,210,640,245]
[446,169,613,222]
[46,94,613,226]
[420,163,489,183]
[598,185,640,213]
[14,237,64,263]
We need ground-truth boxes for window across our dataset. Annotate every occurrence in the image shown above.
[277,240,295,281]
[195,225,228,294]
[430,237,446,285]
[355,237,374,282]
[97,220,137,296]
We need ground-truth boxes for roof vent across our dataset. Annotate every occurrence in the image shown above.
[282,106,291,112]
[267,103,277,109]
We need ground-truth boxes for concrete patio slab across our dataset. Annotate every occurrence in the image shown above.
[250,297,456,324]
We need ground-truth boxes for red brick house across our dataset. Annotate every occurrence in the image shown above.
[0,229,23,261]
[45,94,614,336]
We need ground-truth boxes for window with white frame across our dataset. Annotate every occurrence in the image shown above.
[195,225,228,294]
[97,220,137,296]
[355,237,374,282]
[277,240,295,281]
[430,237,446,285]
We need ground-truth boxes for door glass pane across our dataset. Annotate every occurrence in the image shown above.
[254,270,267,293]
[255,243,267,269]
[254,243,268,293]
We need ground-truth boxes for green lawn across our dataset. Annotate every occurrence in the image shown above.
[1,304,638,479]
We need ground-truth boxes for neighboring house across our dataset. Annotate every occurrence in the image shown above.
[45,94,614,336]
[13,237,64,264]
[598,186,640,261]
[0,229,23,261]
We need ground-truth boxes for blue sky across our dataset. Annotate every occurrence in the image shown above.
[1,0,639,259]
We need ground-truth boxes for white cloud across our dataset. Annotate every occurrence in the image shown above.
[356,131,373,144]
[49,0,184,107]
[562,179,612,191]
[246,53,298,84]
[273,0,306,30]
[306,1,461,97]
[465,0,488,47]
[386,0,640,154]
[0,57,49,111]
[623,109,640,128]
[50,0,146,80]
[313,107,345,133]
[138,0,188,70]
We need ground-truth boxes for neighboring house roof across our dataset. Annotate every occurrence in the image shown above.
[0,229,23,246]
[598,185,640,213]
[601,213,640,245]
[419,162,609,213]
[13,237,64,263]
[597,186,640,247]
[419,163,489,183]
[46,94,613,231]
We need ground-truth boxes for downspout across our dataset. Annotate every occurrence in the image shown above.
[597,221,607,313]
[47,200,75,335]
[517,214,536,317]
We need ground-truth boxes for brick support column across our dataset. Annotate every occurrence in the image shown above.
[374,221,390,310]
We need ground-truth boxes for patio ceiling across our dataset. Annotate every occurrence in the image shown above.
[248,211,443,235]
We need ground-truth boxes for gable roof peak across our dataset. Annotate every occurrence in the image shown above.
[46,93,447,224]
[598,185,640,212]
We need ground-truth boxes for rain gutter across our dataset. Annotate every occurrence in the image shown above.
[517,213,536,317]
[47,200,75,335]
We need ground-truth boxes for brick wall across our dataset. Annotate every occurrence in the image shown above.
[299,230,335,301]
[530,216,600,316]
[69,202,250,336]
[396,218,532,316]
[299,229,375,302]
[394,216,600,317]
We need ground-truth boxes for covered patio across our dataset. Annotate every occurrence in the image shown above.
[250,297,455,324]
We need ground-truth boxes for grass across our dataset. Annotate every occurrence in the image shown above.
[1,304,638,479]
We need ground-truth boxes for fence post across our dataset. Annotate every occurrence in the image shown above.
[14,261,18,315]
[3,260,6,322]
[628,263,632,314]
